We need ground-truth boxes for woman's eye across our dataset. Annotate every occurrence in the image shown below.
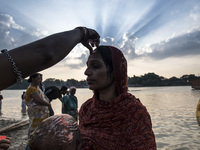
[92,63,100,69]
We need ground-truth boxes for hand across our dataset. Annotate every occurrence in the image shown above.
[82,28,100,53]
[76,27,100,53]
[48,102,51,107]
[0,137,11,150]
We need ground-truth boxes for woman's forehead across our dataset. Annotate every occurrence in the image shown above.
[88,52,102,61]
[87,52,104,66]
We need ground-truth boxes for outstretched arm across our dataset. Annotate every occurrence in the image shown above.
[0,27,100,90]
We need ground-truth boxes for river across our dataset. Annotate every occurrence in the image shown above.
[0,86,200,149]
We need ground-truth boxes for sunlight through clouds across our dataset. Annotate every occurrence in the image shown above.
[0,0,200,80]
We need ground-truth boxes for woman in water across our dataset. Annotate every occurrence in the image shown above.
[25,73,50,147]
[79,46,156,150]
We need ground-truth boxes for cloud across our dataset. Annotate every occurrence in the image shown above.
[0,14,24,49]
[0,14,25,30]
[56,44,90,69]
[0,13,48,50]
[126,0,199,39]
[66,53,89,69]
[145,29,200,59]
[97,0,200,61]
[127,0,175,38]
[99,27,200,61]
[1,0,199,72]
[190,2,200,21]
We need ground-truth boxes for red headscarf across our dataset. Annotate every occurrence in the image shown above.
[79,46,156,150]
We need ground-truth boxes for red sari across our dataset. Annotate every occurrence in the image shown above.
[79,46,156,150]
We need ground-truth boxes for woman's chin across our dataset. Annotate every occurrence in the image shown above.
[88,86,93,90]
[88,85,95,90]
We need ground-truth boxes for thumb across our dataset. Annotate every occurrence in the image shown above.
[82,42,93,54]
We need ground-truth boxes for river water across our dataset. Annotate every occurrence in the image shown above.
[0,86,200,149]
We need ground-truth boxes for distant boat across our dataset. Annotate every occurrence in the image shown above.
[190,78,200,89]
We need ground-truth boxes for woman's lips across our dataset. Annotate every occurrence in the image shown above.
[87,79,94,85]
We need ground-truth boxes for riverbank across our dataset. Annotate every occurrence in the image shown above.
[0,118,28,150]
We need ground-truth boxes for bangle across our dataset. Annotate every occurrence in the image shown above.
[1,49,23,82]
[75,27,89,42]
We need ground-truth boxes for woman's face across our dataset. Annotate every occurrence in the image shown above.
[32,75,42,86]
[84,52,114,91]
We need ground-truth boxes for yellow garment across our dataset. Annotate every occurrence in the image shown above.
[196,99,200,126]
[25,86,49,141]
[25,86,38,102]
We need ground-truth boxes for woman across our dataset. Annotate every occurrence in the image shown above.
[0,26,100,150]
[79,46,156,150]
[25,73,51,145]
[62,86,78,121]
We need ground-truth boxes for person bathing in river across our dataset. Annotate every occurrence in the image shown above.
[25,73,51,148]
[79,46,157,149]
[21,91,27,114]
[45,85,68,116]
[62,86,78,121]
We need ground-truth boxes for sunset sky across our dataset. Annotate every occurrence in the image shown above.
[0,0,200,81]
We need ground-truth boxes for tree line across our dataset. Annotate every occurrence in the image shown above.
[7,73,199,89]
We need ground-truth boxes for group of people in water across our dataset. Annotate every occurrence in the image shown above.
[44,85,78,119]
[0,26,156,150]
[24,73,79,149]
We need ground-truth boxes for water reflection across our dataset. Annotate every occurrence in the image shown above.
[129,86,200,149]
[1,86,200,149]
[191,89,200,97]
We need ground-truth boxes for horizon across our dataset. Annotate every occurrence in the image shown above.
[0,0,200,81]
[40,72,199,82]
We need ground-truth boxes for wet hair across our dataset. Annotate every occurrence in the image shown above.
[95,46,113,76]
[27,73,42,83]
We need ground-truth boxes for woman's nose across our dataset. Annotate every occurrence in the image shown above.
[84,67,91,76]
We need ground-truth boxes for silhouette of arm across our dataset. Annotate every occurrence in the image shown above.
[0,27,100,90]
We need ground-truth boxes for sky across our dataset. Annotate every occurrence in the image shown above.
[0,0,200,81]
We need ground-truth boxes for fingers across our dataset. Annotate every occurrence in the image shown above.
[0,138,10,150]
[87,28,100,44]
[6,137,10,140]
[0,143,10,150]
[94,40,100,47]
[81,42,93,54]
[80,27,100,53]
[83,40,99,54]
[0,139,10,144]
